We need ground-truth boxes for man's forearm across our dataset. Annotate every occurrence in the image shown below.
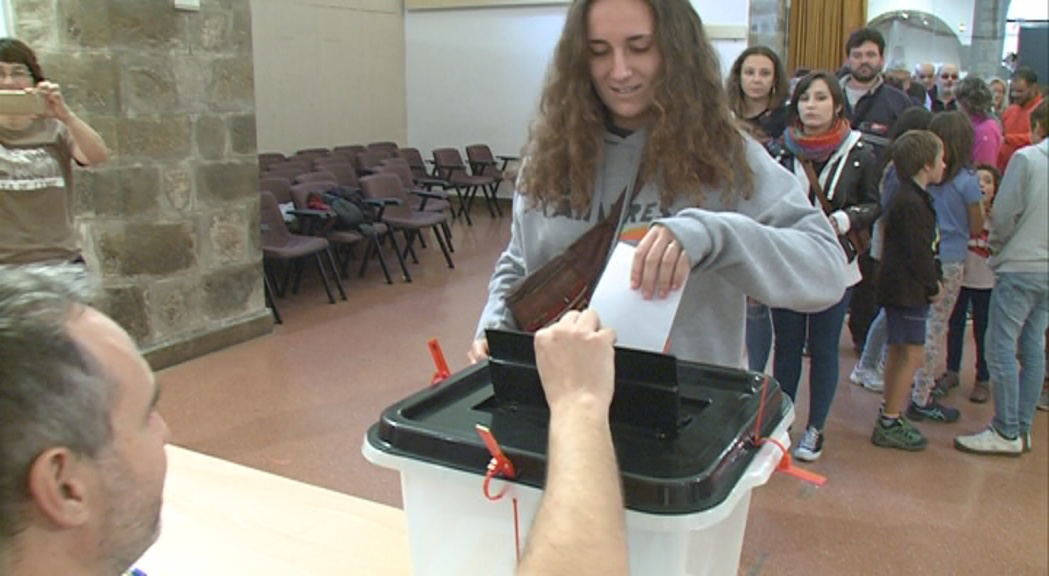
[518,397,628,576]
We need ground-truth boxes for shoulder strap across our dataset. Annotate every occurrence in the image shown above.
[800,159,833,215]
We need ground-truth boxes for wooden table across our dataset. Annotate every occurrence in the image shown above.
[135,446,412,575]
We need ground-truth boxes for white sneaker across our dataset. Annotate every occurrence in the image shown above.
[954,426,1022,457]
[849,364,884,392]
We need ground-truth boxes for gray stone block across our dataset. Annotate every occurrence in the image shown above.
[202,263,262,319]
[98,222,196,277]
[230,114,257,155]
[171,56,208,112]
[116,166,162,217]
[206,209,249,266]
[125,60,180,115]
[109,0,185,50]
[191,10,233,52]
[104,285,152,343]
[150,275,202,338]
[231,6,253,54]
[208,58,255,108]
[195,115,228,160]
[162,165,195,212]
[118,117,192,160]
[12,20,56,50]
[197,162,257,204]
[36,53,120,116]
[58,0,111,48]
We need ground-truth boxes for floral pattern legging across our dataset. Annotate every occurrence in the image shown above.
[912,262,966,405]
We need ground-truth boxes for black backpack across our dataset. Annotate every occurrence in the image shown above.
[320,187,375,229]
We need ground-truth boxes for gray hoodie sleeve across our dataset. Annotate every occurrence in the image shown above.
[474,194,527,339]
[657,140,848,313]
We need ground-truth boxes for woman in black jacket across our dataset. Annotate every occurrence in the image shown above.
[772,71,881,462]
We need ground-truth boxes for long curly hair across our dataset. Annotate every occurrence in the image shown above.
[726,46,789,121]
[520,0,753,214]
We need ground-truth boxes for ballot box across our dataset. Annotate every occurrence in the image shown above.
[364,329,793,576]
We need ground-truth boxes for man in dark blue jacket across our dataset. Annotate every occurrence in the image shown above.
[838,27,914,353]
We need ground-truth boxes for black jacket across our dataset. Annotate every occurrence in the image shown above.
[778,136,881,260]
[876,178,942,308]
[842,78,914,156]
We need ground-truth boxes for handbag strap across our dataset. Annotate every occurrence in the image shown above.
[799,159,833,216]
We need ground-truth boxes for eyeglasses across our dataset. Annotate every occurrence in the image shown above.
[940,74,959,80]
[0,65,31,81]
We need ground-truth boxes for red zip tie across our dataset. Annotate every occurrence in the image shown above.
[758,437,827,486]
[512,496,521,563]
[475,424,522,561]
[751,375,826,486]
[476,424,516,500]
[428,338,451,386]
[753,374,770,439]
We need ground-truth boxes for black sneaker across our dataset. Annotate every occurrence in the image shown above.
[907,400,961,423]
[794,426,823,462]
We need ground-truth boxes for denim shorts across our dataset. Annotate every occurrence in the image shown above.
[885,305,929,345]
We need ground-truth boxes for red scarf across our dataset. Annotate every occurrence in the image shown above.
[783,118,852,161]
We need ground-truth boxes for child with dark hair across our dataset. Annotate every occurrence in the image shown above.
[850,106,934,392]
[942,164,1000,404]
[911,111,985,419]
[871,130,945,451]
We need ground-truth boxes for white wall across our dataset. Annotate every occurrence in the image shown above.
[875,19,964,71]
[867,0,974,45]
[251,0,407,155]
[404,0,749,166]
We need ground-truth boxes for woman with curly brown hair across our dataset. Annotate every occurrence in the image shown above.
[726,46,790,149]
[468,0,847,367]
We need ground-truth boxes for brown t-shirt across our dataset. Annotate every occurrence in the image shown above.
[0,118,76,264]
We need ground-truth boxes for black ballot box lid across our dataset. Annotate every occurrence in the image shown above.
[366,330,789,515]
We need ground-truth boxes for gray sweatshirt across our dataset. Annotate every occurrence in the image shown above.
[475,129,848,368]
[989,139,1048,274]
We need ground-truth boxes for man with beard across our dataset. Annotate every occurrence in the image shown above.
[839,27,913,353]
[999,67,1043,171]
[0,264,170,576]
[931,63,960,112]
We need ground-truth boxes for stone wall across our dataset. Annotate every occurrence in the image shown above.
[10,0,270,368]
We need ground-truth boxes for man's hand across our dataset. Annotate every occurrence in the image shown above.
[534,310,616,413]
[630,225,690,300]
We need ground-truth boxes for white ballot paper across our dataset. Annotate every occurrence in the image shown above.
[589,242,685,353]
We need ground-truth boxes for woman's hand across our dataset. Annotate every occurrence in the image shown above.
[630,224,690,299]
[34,81,73,122]
[467,338,490,364]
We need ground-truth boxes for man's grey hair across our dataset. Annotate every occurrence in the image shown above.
[954,76,994,118]
[0,265,114,543]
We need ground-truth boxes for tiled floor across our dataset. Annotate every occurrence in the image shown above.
[157,211,1048,575]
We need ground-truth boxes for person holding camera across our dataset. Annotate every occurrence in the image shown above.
[0,38,108,266]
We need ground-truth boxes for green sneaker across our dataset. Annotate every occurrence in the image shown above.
[872,417,928,451]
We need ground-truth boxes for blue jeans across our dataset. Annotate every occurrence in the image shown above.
[946,287,991,381]
[772,288,854,431]
[857,307,887,372]
[746,302,772,372]
[988,272,1049,438]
